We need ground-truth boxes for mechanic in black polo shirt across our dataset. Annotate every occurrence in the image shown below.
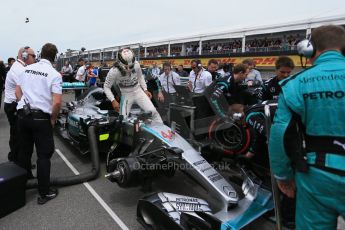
[204,63,250,117]
[261,56,295,100]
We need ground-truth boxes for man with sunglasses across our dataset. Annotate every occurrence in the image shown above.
[188,59,212,94]
[104,48,163,123]
[4,46,36,162]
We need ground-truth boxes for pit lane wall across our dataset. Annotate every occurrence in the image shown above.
[139,55,311,68]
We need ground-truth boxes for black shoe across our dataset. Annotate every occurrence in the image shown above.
[37,188,58,205]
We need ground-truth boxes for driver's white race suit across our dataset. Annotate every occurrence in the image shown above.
[103,61,163,123]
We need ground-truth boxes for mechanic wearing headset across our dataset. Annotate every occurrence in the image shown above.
[103,48,163,123]
[4,46,36,162]
[269,25,345,229]
[16,43,62,204]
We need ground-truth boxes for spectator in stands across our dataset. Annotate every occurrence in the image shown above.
[176,65,188,77]
[188,59,212,94]
[207,59,222,81]
[196,46,202,53]
[203,43,211,53]
[210,45,215,52]
[217,44,222,52]
[242,58,262,85]
[186,46,193,55]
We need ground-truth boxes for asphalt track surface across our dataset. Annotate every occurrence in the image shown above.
[0,91,344,230]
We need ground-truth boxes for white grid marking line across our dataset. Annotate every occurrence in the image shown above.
[55,149,129,230]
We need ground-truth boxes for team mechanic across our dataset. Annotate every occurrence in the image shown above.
[269,25,345,229]
[4,46,36,162]
[16,43,62,204]
[204,63,250,117]
[244,56,296,228]
[245,56,295,158]
[104,48,163,123]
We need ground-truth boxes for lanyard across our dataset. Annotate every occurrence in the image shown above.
[193,69,203,92]
[165,72,176,94]
[195,69,203,80]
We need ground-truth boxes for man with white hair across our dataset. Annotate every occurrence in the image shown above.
[4,46,36,162]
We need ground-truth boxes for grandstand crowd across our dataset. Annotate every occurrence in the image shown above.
[143,33,303,57]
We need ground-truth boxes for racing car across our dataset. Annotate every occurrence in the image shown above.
[56,86,118,155]
[103,106,274,229]
[56,85,275,229]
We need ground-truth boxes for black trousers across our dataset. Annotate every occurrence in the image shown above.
[4,102,19,162]
[17,110,55,196]
[0,88,2,108]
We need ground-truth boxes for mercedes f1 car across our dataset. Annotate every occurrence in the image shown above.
[56,86,117,155]
[56,86,275,229]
